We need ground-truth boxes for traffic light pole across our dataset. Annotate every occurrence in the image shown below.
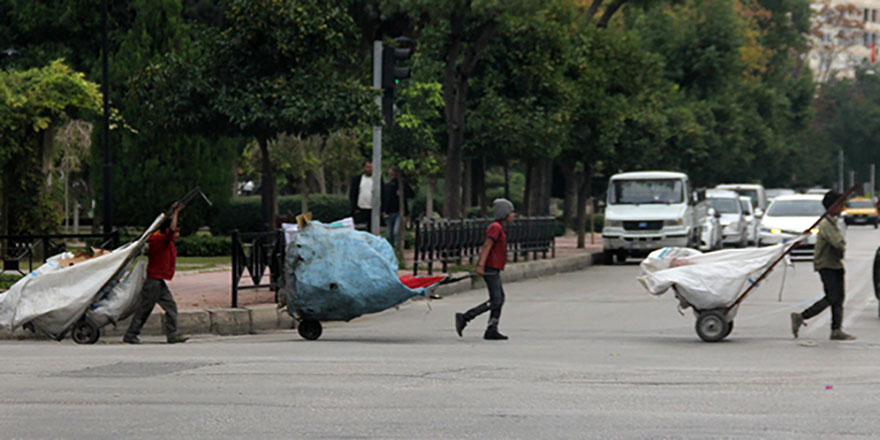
[371,41,383,236]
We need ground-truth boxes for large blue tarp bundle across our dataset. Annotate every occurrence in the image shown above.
[281,222,427,322]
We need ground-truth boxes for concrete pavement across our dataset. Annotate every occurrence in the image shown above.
[1,227,879,438]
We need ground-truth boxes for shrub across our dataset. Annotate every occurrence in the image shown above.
[211,194,350,234]
[175,235,233,257]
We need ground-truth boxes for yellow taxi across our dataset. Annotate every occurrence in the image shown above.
[844,197,879,228]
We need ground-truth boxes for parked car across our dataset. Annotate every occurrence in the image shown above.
[739,196,758,245]
[757,194,846,259]
[705,189,747,247]
[716,183,768,215]
[843,197,879,228]
[766,188,795,203]
[602,171,705,264]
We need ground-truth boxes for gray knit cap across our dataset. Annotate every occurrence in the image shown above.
[492,198,515,221]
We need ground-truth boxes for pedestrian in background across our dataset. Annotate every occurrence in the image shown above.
[381,168,414,247]
[791,191,856,341]
[349,160,380,231]
[455,198,515,340]
[124,202,189,344]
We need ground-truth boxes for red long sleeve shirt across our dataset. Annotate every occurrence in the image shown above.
[146,230,177,280]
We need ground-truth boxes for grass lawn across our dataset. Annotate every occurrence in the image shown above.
[175,256,231,272]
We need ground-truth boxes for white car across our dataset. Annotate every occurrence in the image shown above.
[698,207,723,251]
[738,196,758,245]
[757,194,846,258]
[706,189,748,247]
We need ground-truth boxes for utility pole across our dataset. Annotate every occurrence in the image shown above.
[871,163,876,200]
[102,0,113,240]
[371,41,383,236]
[838,150,844,192]
[849,170,856,192]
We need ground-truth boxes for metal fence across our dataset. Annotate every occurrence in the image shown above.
[0,231,119,277]
[231,229,285,308]
[413,216,556,275]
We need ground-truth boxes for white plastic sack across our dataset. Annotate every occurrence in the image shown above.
[86,259,147,328]
[0,215,163,338]
[638,237,804,310]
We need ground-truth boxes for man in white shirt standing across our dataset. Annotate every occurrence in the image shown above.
[349,160,379,230]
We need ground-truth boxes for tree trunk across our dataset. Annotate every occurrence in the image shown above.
[301,179,310,215]
[523,162,532,215]
[476,158,488,216]
[73,200,80,234]
[576,169,586,249]
[539,159,553,215]
[397,173,406,252]
[576,163,592,248]
[463,158,472,213]
[504,162,510,199]
[426,176,435,219]
[560,162,576,231]
[315,166,327,194]
[443,92,466,219]
[259,137,277,230]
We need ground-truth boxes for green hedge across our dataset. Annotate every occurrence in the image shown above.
[175,235,232,257]
[212,194,350,234]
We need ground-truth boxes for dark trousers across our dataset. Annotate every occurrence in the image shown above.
[802,268,845,330]
[464,268,505,328]
[125,278,180,338]
[352,209,373,230]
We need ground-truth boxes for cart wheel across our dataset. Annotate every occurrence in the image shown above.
[71,319,100,345]
[723,320,734,337]
[298,319,322,341]
[695,311,729,342]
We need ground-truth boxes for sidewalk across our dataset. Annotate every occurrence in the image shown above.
[170,234,603,310]
[0,234,604,340]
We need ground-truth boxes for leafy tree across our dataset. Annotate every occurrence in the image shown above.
[130,0,377,230]
[0,60,101,234]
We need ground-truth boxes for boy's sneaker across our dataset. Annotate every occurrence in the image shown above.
[484,328,508,340]
[790,313,804,338]
[830,330,856,341]
[122,336,141,344]
[455,313,467,337]
[167,335,189,344]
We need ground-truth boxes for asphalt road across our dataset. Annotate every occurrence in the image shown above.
[2,227,880,439]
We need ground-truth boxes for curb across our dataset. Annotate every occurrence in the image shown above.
[0,251,602,341]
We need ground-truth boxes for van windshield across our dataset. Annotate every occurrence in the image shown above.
[707,198,739,214]
[766,200,825,217]
[609,179,684,204]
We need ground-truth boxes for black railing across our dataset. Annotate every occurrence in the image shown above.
[413,216,556,275]
[0,231,119,277]
[231,229,285,308]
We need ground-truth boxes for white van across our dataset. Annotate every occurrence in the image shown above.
[603,171,704,264]
[715,183,768,215]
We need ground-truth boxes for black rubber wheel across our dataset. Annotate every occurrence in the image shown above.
[874,221,878,229]
[615,250,627,264]
[297,319,322,341]
[695,311,729,342]
[71,318,100,345]
[723,320,734,337]
[603,251,614,265]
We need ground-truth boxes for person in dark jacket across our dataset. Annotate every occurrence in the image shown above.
[455,199,515,340]
[349,161,380,230]
[123,203,189,344]
[381,168,415,246]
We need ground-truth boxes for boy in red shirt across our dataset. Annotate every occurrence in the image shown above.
[456,199,515,340]
[124,203,189,344]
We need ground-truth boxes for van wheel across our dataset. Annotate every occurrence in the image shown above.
[615,250,628,264]
[603,251,614,265]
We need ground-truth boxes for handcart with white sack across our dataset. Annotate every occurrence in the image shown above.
[0,188,210,344]
[638,187,853,342]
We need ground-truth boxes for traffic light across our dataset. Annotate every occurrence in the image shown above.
[381,38,413,126]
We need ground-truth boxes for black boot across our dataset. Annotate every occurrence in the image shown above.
[484,319,507,340]
[455,313,468,337]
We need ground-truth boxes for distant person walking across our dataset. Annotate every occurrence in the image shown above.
[791,191,855,341]
[456,199,515,340]
[123,202,189,344]
[349,160,379,230]
[381,168,414,247]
